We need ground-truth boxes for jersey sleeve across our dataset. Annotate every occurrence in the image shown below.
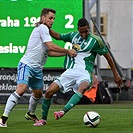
[60,32,73,42]
[91,36,108,55]
[39,24,52,43]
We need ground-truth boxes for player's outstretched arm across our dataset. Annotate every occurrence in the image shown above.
[45,41,77,57]
[49,29,61,40]
[48,51,66,57]
[103,52,122,88]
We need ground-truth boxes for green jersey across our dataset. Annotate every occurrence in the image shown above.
[60,31,108,73]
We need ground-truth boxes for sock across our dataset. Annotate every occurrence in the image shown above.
[42,97,51,120]
[28,93,40,114]
[62,92,83,113]
[3,91,21,117]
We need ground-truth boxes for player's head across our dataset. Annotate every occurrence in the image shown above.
[39,8,56,28]
[78,18,90,39]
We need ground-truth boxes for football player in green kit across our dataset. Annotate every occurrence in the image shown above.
[34,18,122,126]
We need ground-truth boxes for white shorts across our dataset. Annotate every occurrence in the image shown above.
[54,68,92,93]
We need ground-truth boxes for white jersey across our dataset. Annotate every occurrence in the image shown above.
[20,24,52,69]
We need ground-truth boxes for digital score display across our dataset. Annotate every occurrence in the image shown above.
[0,0,83,68]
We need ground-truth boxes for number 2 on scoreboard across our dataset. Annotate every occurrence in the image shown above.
[65,15,74,28]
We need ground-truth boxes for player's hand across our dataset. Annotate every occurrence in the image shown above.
[114,74,123,88]
[68,49,77,57]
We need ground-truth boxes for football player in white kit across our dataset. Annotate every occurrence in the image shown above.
[0,8,77,127]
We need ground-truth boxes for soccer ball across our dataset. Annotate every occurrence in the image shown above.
[83,111,101,128]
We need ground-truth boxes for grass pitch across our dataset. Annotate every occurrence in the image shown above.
[0,101,133,133]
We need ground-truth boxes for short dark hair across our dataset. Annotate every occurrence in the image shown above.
[78,18,89,27]
[35,8,56,26]
[40,8,56,17]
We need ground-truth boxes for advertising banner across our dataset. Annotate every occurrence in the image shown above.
[0,68,65,103]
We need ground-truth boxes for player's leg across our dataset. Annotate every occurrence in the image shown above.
[63,81,90,110]
[54,81,90,120]
[34,70,72,126]
[33,82,60,126]
[0,63,30,127]
[0,84,28,127]
[54,69,92,120]
[25,90,42,122]
[25,70,44,122]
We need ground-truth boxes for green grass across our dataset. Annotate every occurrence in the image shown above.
[0,101,133,133]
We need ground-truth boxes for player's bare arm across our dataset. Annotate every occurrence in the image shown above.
[45,41,77,57]
[49,29,61,40]
[48,51,66,57]
[103,52,122,88]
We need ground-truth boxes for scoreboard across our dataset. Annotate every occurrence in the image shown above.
[0,0,83,68]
